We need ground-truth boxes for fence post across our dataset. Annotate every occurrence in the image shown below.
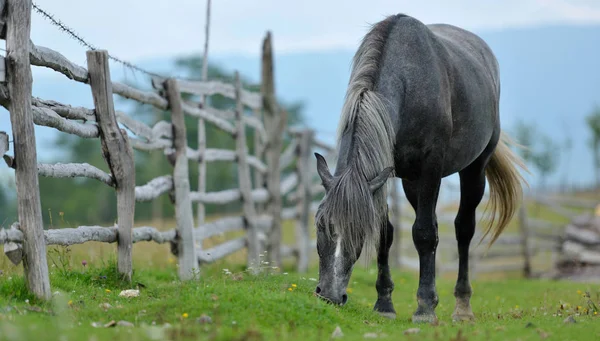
[389,178,402,268]
[518,202,532,277]
[4,0,51,300]
[164,78,199,280]
[196,0,211,236]
[233,72,261,273]
[262,31,286,269]
[296,129,314,273]
[86,50,135,282]
[253,110,265,213]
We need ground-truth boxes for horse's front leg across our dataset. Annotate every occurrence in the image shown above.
[373,219,396,319]
[411,174,441,324]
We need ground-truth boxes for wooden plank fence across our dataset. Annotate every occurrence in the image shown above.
[0,1,307,299]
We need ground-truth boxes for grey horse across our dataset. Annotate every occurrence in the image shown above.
[313,14,527,323]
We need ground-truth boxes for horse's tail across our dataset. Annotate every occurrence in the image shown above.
[482,130,528,246]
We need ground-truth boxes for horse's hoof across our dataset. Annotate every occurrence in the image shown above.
[451,313,475,322]
[412,313,438,324]
[374,299,396,319]
[377,311,397,319]
[452,299,475,322]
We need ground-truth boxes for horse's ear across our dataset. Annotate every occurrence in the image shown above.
[315,152,333,191]
[368,167,394,194]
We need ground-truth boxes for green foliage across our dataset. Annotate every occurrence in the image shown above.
[586,105,600,148]
[0,173,17,226]
[512,120,560,189]
[532,135,560,188]
[585,105,600,187]
[35,56,305,227]
[513,119,537,164]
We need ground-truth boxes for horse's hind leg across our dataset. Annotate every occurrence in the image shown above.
[373,219,396,319]
[452,161,487,322]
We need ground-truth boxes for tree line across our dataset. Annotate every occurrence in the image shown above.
[512,105,600,192]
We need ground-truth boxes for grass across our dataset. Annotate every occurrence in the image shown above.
[1,246,600,341]
[1,196,598,340]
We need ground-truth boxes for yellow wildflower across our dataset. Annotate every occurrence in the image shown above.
[291,284,297,288]
[346,288,353,294]
[288,288,293,291]
[68,300,73,306]
[182,313,189,318]
[105,289,111,293]
[577,290,582,295]
[515,305,519,309]
[595,311,598,315]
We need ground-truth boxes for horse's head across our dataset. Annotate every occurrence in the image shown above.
[313,152,392,306]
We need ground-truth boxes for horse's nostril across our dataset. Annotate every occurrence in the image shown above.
[315,286,322,294]
[341,294,348,305]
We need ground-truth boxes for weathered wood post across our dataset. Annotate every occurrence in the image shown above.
[4,0,51,299]
[262,31,286,270]
[87,50,135,282]
[196,0,211,233]
[296,129,314,273]
[253,113,265,214]
[164,78,199,280]
[233,72,261,273]
[389,178,402,268]
[518,202,532,277]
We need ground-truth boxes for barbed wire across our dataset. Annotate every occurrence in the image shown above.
[31,2,169,81]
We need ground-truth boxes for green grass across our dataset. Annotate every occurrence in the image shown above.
[1,256,600,341]
[1,195,597,340]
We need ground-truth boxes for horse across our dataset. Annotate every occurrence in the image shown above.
[313,13,527,324]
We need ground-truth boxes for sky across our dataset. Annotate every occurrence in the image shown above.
[26,0,600,63]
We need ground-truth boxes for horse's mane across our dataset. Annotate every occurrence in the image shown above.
[316,15,400,254]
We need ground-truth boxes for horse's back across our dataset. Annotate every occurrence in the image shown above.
[428,23,500,97]
[375,16,501,178]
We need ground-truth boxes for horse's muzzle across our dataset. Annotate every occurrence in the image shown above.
[315,285,348,306]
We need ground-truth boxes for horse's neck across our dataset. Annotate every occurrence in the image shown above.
[334,125,372,178]
[373,83,402,136]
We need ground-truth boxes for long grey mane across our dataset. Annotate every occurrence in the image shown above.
[316,15,399,254]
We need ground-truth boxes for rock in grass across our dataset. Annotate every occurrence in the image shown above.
[119,289,140,298]
[331,326,344,338]
[196,314,213,324]
[563,316,576,324]
[104,320,117,328]
[363,332,379,338]
[117,320,134,327]
[404,328,421,335]
[99,303,112,311]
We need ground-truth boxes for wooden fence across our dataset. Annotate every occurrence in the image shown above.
[0,0,307,299]
[387,183,598,279]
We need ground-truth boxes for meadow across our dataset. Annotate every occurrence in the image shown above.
[1,210,600,341]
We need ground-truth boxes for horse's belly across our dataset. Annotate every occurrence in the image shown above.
[442,127,494,176]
